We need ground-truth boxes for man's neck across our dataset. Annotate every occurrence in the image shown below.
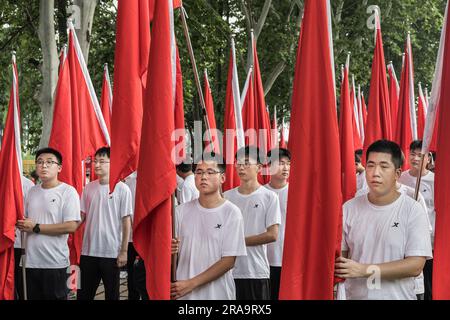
[238,179,260,195]
[409,168,429,178]
[269,179,287,190]
[368,188,401,206]
[198,192,225,209]
[41,178,61,189]
[181,172,193,180]
[98,176,109,185]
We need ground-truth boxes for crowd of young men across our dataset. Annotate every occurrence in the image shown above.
[13,138,436,300]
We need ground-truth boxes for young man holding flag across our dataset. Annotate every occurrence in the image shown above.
[16,148,80,300]
[336,140,432,300]
[224,146,281,300]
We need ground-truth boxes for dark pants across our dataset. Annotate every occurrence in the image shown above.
[77,255,120,300]
[270,266,281,300]
[424,259,433,300]
[26,268,68,300]
[235,279,270,300]
[127,242,140,300]
[133,259,149,300]
[14,248,24,300]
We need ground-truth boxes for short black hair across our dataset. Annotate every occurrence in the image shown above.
[267,148,291,164]
[176,162,193,173]
[409,140,423,151]
[355,150,363,164]
[95,146,110,158]
[193,152,226,173]
[235,146,263,164]
[366,140,403,169]
[36,147,62,165]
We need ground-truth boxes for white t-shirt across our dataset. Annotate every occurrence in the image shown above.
[124,175,136,243]
[24,183,81,269]
[398,170,435,247]
[81,180,132,258]
[14,176,35,249]
[264,183,288,267]
[356,171,367,191]
[175,199,247,300]
[342,193,433,300]
[224,186,281,279]
[178,174,199,204]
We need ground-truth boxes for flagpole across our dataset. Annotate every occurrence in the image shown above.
[20,231,28,300]
[178,6,214,151]
[414,154,426,200]
[171,193,177,283]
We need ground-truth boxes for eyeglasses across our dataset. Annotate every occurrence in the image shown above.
[234,161,257,168]
[93,160,110,165]
[194,170,223,177]
[36,160,60,167]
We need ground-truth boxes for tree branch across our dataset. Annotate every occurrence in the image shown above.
[263,61,286,96]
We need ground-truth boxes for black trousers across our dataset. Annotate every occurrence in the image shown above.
[133,259,149,300]
[424,259,433,300]
[270,266,282,300]
[235,279,271,300]
[77,255,120,300]
[14,248,24,300]
[127,242,140,300]
[26,268,68,300]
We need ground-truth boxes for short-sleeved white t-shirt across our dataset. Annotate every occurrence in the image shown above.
[14,176,35,249]
[356,171,368,191]
[175,199,247,300]
[81,180,132,258]
[124,175,136,243]
[264,183,288,267]
[398,170,435,246]
[178,174,199,204]
[24,183,81,269]
[342,193,432,300]
[224,186,281,279]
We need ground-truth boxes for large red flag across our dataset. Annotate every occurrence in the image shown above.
[49,24,109,265]
[395,33,417,169]
[357,85,366,144]
[339,55,357,202]
[109,0,150,193]
[100,63,112,135]
[203,69,220,153]
[174,46,186,163]
[271,106,279,150]
[279,117,287,149]
[430,0,450,300]
[241,68,256,145]
[361,92,368,128]
[0,56,24,300]
[133,0,176,300]
[279,0,342,299]
[417,82,427,139]
[363,13,392,155]
[350,73,363,150]
[388,62,400,135]
[223,40,244,191]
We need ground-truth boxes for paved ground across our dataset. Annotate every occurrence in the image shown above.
[68,272,129,300]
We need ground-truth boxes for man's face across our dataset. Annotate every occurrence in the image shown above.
[235,156,260,183]
[35,153,62,181]
[270,156,290,181]
[94,154,110,178]
[366,152,401,197]
[409,148,429,171]
[194,160,224,195]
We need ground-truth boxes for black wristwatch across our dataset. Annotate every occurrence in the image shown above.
[32,223,41,234]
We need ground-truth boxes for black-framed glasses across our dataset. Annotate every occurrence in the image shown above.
[35,160,60,167]
[194,170,223,177]
[93,160,110,165]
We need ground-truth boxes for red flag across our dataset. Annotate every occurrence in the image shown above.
[363,14,392,155]
[203,69,220,153]
[133,0,176,300]
[100,64,112,135]
[173,0,182,8]
[417,83,427,139]
[109,0,150,193]
[395,34,417,169]
[49,25,109,265]
[270,106,279,149]
[279,117,287,149]
[350,73,363,150]
[361,92,368,128]
[0,56,24,300]
[431,0,450,299]
[241,68,256,145]
[388,62,400,135]
[279,0,342,299]
[174,46,186,163]
[339,55,357,202]
[223,40,244,191]
[357,85,366,144]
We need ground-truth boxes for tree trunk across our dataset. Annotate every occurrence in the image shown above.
[73,0,97,64]
[38,0,59,148]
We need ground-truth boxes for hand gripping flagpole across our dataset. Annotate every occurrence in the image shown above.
[179,5,215,154]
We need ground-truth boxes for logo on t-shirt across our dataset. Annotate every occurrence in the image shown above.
[215,224,222,229]
[392,222,399,228]
[109,195,113,200]
[50,199,56,203]
[253,204,259,209]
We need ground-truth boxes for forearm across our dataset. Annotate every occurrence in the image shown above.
[190,257,236,289]
[40,221,78,236]
[120,216,131,253]
[372,257,426,280]
[245,225,278,246]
